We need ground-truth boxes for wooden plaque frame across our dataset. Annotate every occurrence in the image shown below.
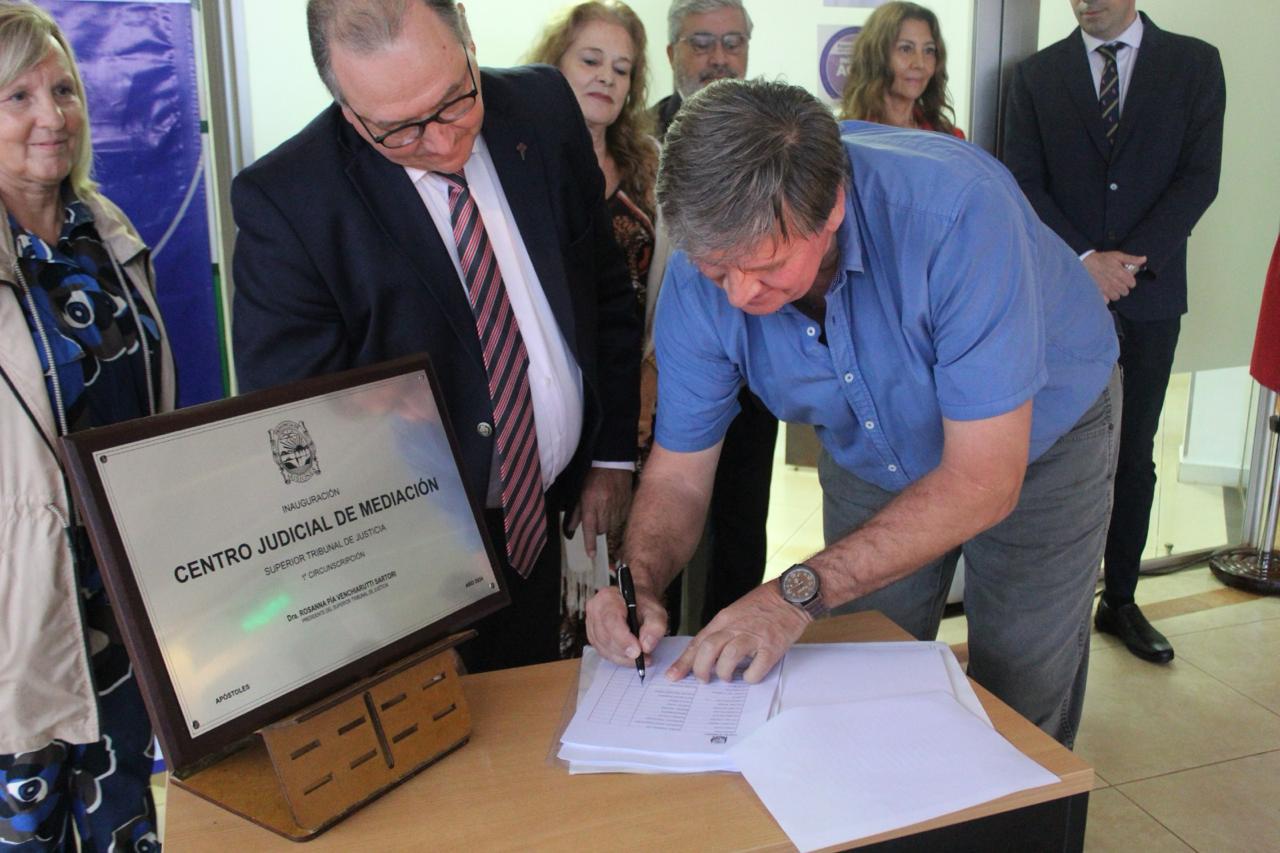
[60,355,508,775]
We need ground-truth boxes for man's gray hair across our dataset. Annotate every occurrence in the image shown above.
[307,0,466,101]
[657,79,849,260]
[667,0,753,45]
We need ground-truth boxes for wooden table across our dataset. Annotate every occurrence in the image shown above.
[163,611,1092,851]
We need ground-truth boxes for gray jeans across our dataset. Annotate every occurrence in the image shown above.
[820,367,1121,747]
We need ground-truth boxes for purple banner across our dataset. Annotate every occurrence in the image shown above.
[43,0,223,405]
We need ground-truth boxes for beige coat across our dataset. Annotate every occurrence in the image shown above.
[0,191,175,754]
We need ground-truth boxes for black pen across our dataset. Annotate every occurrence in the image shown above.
[617,563,646,683]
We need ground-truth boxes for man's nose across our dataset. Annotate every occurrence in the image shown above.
[722,269,758,308]
[420,120,455,150]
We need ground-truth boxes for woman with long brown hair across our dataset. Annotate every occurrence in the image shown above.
[839,2,964,137]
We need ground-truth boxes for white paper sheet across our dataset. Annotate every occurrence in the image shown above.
[730,692,1061,852]
[778,641,991,726]
[557,743,735,774]
[560,636,780,771]
[562,531,609,588]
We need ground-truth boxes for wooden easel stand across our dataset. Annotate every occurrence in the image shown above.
[171,633,473,841]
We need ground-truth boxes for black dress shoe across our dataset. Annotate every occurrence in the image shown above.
[1095,599,1175,663]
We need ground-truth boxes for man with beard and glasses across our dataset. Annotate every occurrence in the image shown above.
[650,0,751,138]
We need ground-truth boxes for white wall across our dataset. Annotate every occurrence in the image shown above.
[1038,2,1280,375]
[1181,367,1253,487]
[234,0,323,160]
[237,0,975,162]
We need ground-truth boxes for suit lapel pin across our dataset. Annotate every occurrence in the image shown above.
[516,142,528,161]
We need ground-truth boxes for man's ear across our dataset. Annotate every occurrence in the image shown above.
[338,103,364,137]
[825,184,847,234]
[458,2,475,53]
[667,43,675,67]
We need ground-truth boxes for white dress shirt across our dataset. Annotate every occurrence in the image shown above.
[1081,13,1144,113]
[406,136,584,506]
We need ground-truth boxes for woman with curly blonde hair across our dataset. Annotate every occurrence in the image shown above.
[839,2,964,137]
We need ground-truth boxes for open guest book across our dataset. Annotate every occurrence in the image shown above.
[560,638,1062,852]
[559,637,780,773]
[559,637,985,773]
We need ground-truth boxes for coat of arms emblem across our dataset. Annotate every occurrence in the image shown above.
[269,420,321,484]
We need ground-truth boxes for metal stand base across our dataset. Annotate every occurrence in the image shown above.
[1214,409,1280,596]
[1210,549,1280,596]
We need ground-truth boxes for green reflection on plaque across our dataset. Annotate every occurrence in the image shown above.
[242,594,291,632]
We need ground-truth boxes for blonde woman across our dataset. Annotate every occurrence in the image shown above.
[0,3,174,847]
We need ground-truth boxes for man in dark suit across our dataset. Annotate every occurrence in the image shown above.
[1004,0,1225,663]
[231,0,640,672]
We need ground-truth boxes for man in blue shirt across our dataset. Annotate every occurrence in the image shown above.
[586,79,1120,746]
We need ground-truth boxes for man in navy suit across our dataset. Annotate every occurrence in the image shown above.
[231,0,640,672]
[1004,0,1225,663]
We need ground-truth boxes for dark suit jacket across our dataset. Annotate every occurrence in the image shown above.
[1003,14,1225,321]
[231,65,641,511]
[649,92,682,141]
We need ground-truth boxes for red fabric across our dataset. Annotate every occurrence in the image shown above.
[1251,232,1280,392]
[915,113,965,139]
[916,120,965,139]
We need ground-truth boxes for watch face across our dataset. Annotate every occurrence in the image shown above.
[781,566,818,603]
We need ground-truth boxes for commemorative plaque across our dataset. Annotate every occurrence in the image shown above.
[61,356,508,781]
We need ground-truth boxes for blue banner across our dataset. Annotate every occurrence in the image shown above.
[43,0,223,405]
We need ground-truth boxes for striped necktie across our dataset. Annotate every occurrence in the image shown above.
[1097,42,1123,146]
[440,171,547,577]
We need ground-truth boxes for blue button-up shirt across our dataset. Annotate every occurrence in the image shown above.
[654,121,1118,492]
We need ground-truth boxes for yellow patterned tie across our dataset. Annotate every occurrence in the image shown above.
[1097,42,1123,147]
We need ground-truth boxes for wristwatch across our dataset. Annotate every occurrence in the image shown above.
[778,564,828,619]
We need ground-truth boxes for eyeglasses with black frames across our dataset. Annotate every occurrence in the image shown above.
[679,31,749,56]
[351,52,478,149]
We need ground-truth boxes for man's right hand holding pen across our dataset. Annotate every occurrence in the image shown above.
[586,562,668,674]
[617,564,647,682]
